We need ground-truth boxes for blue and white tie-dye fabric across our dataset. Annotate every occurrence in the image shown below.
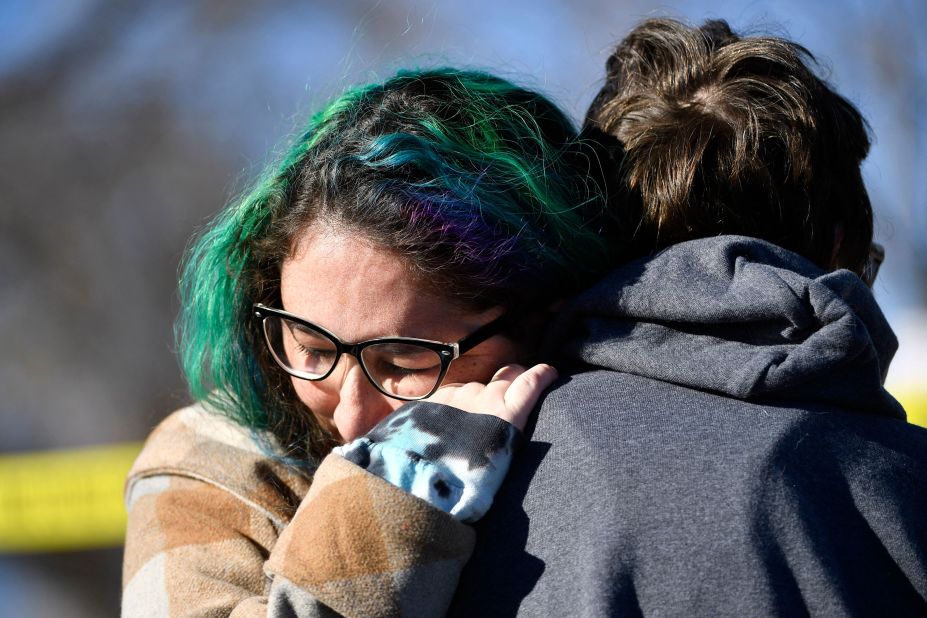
[334,402,521,523]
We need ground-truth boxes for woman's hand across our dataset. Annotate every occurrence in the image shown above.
[425,364,559,431]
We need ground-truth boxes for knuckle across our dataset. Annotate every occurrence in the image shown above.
[516,371,541,391]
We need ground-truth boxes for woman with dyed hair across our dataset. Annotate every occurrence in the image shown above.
[122,69,619,616]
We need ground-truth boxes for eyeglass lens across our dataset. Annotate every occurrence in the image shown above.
[262,315,445,398]
[264,316,337,378]
[359,343,444,398]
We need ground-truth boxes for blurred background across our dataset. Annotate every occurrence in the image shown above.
[0,0,924,615]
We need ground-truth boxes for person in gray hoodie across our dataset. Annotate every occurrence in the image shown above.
[450,18,927,616]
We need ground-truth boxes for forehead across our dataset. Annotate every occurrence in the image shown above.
[279,228,477,342]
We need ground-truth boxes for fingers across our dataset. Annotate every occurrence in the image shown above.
[500,364,558,430]
[490,364,526,383]
[438,364,526,405]
[427,363,559,431]
[482,364,526,397]
[471,363,558,429]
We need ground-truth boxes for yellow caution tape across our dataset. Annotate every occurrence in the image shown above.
[0,391,925,553]
[902,391,927,428]
[0,442,141,552]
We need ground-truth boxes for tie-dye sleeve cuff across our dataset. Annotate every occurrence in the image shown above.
[334,402,521,523]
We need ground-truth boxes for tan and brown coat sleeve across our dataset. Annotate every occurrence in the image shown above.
[122,406,475,617]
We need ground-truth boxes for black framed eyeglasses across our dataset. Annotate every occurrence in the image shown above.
[862,242,885,288]
[253,303,513,401]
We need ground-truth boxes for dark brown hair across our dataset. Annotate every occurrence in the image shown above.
[585,18,873,275]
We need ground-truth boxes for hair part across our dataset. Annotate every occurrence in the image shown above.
[585,18,873,275]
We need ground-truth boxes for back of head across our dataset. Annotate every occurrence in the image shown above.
[585,18,873,275]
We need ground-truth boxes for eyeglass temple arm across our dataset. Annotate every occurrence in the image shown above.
[455,312,518,355]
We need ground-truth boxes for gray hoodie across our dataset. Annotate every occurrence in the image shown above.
[450,236,927,617]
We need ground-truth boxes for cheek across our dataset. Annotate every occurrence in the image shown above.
[444,337,524,384]
[291,379,336,428]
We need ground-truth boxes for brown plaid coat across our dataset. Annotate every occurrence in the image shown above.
[123,404,475,617]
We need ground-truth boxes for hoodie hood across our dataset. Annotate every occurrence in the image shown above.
[551,236,904,419]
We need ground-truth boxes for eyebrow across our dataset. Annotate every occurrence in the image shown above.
[290,316,447,345]
[279,302,464,344]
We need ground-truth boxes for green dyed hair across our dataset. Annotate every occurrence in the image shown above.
[177,68,621,467]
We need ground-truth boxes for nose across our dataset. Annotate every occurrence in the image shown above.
[330,357,402,442]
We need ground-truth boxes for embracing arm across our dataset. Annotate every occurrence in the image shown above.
[122,453,474,618]
[122,363,556,617]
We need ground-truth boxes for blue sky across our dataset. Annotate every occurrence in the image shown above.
[2,0,924,378]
